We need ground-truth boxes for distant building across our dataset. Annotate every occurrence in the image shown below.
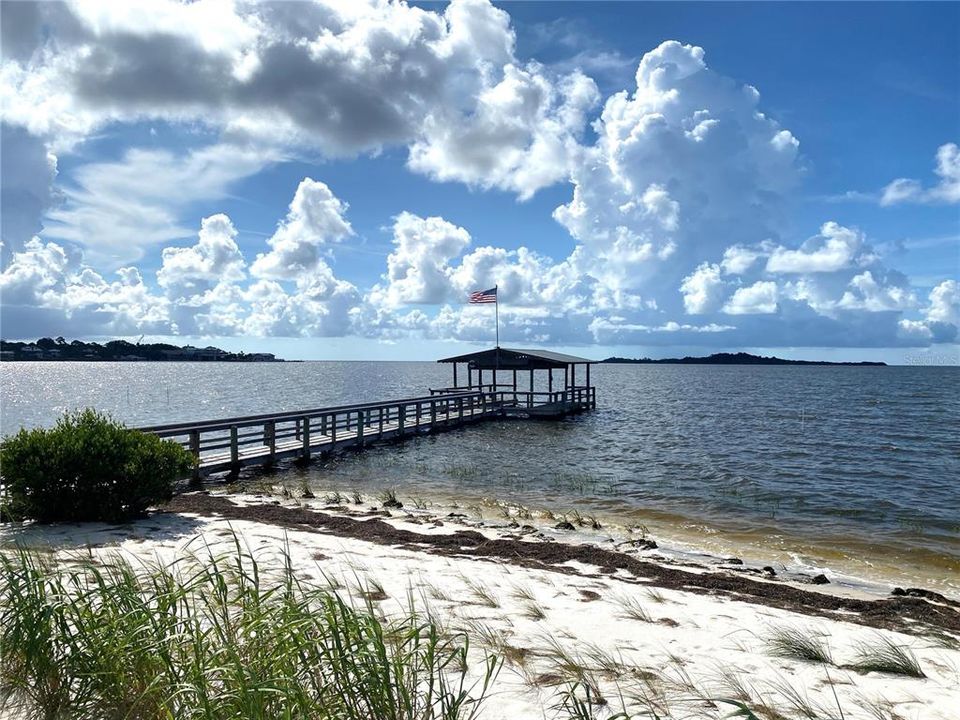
[199,346,226,361]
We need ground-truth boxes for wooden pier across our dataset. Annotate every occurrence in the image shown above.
[138,348,596,478]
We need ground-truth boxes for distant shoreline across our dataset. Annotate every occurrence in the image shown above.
[0,338,284,363]
[602,351,887,366]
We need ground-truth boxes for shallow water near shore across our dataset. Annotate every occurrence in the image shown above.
[3,360,958,594]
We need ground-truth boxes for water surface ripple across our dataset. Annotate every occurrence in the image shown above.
[2,361,958,591]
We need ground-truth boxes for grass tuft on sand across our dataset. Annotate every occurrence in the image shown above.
[0,538,499,720]
[850,635,926,678]
[765,625,833,665]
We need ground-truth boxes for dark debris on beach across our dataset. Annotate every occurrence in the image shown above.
[161,493,960,638]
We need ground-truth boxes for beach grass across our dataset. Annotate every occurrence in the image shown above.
[615,593,653,623]
[765,625,834,665]
[850,635,925,678]
[0,541,500,720]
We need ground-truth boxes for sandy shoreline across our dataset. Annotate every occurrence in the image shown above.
[3,490,959,719]
[234,461,960,600]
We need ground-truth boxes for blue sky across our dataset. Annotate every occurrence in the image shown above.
[1,0,958,362]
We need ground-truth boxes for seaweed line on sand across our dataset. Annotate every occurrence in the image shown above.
[161,493,960,637]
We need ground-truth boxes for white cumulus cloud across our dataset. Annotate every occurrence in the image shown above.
[880,142,960,206]
[250,178,354,281]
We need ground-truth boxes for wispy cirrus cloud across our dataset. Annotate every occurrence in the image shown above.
[42,141,281,265]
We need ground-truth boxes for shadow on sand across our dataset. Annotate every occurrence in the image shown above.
[0,511,205,552]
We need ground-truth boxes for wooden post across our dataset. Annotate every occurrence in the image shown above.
[529,368,534,407]
[230,426,239,473]
[453,362,458,388]
[548,368,553,394]
[512,369,517,391]
[430,400,437,430]
[416,401,422,426]
[265,421,276,464]
[321,414,328,437]
[564,365,569,401]
[356,410,364,447]
[301,417,311,460]
[330,414,337,449]
[398,404,405,438]
[378,407,384,439]
[586,363,593,408]
[467,365,473,389]
[295,418,301,441]
[457,396,463,422]
[189,430,200,481]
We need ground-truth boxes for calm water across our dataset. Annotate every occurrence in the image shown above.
[2,361,958,593]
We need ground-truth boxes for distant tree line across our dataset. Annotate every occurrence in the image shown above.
[601,351,886,366]
[0,338,282,362]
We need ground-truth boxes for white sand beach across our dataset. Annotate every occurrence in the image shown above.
[5,491,958,720]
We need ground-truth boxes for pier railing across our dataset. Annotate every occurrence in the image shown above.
[137,386,595,478]
[431,385,596,409]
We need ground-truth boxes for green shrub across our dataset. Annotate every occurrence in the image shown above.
[0,409,192,523]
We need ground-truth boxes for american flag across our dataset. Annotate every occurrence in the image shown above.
[468,287,498,304]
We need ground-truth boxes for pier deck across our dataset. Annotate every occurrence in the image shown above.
[138,386,595,478]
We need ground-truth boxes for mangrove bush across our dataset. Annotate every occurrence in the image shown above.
[0,408,192,523]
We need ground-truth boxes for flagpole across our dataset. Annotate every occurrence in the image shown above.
[495,284,499,348]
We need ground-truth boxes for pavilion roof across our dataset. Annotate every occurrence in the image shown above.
[436,347,594,369]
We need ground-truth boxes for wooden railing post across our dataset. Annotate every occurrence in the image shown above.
[230,426,239,472]
[321,414,328,437]
[330,413,337,450]
[189,430,201,481]
[301,416,311,460]
[430,400,437,429]
[457,396,463,423]
[378,407,384,439]
[398,404,406,438]
[357,410,364,447]
[265,421,276,464]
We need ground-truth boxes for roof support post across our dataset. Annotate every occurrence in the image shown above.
[468,365,473,389]
[529,368,534,407]
[453,362,458,388]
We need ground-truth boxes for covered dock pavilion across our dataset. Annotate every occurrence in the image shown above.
[435,347,596,416]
